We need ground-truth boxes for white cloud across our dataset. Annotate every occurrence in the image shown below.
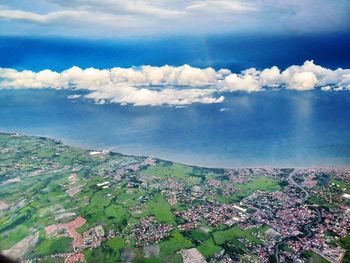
[0,61,349,106]
[186,1,258,13]
[259,66,282,87]
[0,1,255,36]
[218,73,261,92]
[49,0,186,17]
[85,85,224,106]
[67,94,82,99]
[285,72,318,90]
[0,8,95,24]
[124,65,220,87]
[278,60,350,90]
[1,0,347,37]
[321,85,332,91]
[0,65,225,106]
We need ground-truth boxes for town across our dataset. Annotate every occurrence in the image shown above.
[0,133,349,263]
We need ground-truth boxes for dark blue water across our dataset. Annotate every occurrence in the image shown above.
[1,33,350,72]
[1,34,350,167]
[1,89,349,168]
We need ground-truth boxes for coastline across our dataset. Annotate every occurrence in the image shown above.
[1,131,348,170]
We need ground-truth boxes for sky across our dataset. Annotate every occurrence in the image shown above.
[0,0,349,38]
[0,1,349,107]
[0,1,350,166]
[1,60,350,106]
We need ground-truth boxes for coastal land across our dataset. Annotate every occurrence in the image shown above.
[0,133,349,263]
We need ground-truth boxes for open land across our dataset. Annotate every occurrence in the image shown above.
[0,133,350,262]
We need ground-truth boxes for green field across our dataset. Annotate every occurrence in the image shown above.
[304,251,329,263]
[212,225,262,245]
[1,133,348,263]
[144,162,193,178]
[104,237,125,261]
[337,236,350,263]
[84,246,120,263]
[147,195,175,224]
[159,231,193,256]
[231,176,281,201]
[0,225,31,250]
[197,238,222,259]
[105,204,129,225]
[35,237,73,257]
[308,194,339,210]
[190,228,211,241]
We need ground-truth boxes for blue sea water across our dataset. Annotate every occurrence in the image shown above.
[0,89,349,168]
[1,34,350,167]
[1,34,350,72]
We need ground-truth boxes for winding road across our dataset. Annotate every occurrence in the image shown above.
[288,170,310,201]
[274,169,322,263]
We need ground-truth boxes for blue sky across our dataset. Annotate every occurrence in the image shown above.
[0,0,349,38]
[1,34,350,72]
[0,0,349,72]
[0,1,349,107]
[0,1,349,73]
[0,1,350,166]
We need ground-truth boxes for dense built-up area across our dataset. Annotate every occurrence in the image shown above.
[0,133,350,263]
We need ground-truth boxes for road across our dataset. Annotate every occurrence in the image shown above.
[303,207,322,238]
[274,169,321,263]
[288,170,310,201]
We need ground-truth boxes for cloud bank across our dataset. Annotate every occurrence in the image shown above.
[0,61,349,106]
[0,0,348,37]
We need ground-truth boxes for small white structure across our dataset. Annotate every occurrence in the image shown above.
[342,193,350,200]
[180,248,207,263]
[89,151,102,156]
[97,181,110,188]
[233,205,247,213]
[0,200,9,210]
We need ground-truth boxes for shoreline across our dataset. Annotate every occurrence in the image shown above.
[1,131,349,170]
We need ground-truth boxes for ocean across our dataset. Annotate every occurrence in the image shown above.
[1,89,349,168]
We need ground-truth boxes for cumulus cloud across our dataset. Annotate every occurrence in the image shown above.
[259,66,282,87]
[0,61,349,106]
[280,60,350,90]
[0,65,226,106]
[218,73,260,92]
[85,85,224,106]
